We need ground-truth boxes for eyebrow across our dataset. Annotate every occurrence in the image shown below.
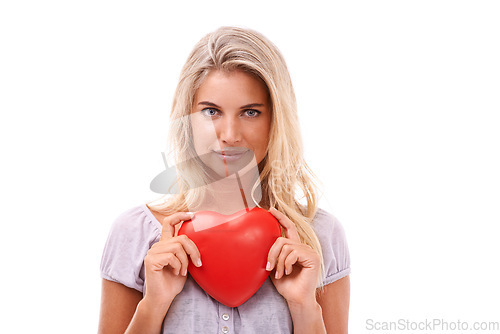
[198,101,265,109]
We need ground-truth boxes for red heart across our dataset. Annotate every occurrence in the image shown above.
[178,207,281,307]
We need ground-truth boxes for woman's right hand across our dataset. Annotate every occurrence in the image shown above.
[143,212,202,309]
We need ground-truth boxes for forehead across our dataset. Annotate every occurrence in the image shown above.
[194,70,269,106]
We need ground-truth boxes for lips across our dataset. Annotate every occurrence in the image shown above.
[213,148,249,162]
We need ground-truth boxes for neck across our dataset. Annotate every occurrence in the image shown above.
[194,167,261,214]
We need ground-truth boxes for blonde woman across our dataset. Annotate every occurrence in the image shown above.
[99,26,350,334]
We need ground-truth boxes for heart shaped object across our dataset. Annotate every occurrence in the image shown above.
[178,207,281,307]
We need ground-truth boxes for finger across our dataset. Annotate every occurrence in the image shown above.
[154,239,189,276]
[146,253,183,275]
[267,237,296,272]
[150,236,202,268]
[283,250,300,276]
[169,241,190,276]
[274,243,295,279]
[160,212,195,241]
[268,207,300,242]
[284,245,320,273]
[175,235,202,267]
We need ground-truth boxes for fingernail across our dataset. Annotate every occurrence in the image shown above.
[187,212,195,218]
[182,269,188,276]
[275,271,280,279]
[195,258,202,267]
[266,262,271,271]
[285,268,288,275]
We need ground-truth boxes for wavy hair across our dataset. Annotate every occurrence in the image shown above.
[147,26,324,277]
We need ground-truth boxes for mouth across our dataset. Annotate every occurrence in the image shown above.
[213,148,250,162]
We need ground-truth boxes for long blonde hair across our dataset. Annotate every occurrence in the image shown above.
[148,26,324,274]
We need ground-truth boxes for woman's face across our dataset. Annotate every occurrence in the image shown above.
[190,70,271,178]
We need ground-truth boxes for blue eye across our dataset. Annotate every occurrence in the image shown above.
[245,109,261,117]
[201,108,219,117]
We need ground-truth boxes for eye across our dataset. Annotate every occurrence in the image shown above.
[201,108,220,118]
[244,109,261,117]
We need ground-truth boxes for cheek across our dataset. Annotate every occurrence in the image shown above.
[253,125,271,155]
[261,118,271,147]
[191,121,218,155]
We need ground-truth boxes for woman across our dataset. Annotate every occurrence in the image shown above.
[99,26,350,333]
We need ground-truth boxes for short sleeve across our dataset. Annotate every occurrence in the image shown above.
[100,205,161,293]
[311,208,351,287]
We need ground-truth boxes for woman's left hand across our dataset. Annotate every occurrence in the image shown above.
[266,207,322,306]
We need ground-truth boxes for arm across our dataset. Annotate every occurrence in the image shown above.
[98,279,173,334]
[98,212,201,334]
[267,208,326,333]
[317,275,350,334]
[287,298,326,334]
[267,208,351,333]
[98,279,142,334]
[283,275,350,334]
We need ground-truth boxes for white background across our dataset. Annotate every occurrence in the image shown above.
[1,1,499,333]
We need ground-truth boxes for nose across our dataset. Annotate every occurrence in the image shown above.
[218,117,242,146]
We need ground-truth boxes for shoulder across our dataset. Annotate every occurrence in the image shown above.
[108,204,163,243]
[310,208,347,242]
[100,203,163,292]
[310,208,351,286]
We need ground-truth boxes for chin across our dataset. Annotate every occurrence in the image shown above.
[202,160,261,182]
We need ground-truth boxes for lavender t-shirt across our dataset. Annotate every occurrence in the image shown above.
[100,204,350,333]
